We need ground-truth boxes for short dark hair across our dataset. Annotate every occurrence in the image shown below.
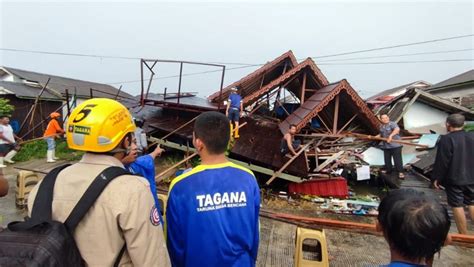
[446,113,465,128]
[378,189,450,261]
[194,111,230,154]
[0,115,10,119]
[289,124,296,129]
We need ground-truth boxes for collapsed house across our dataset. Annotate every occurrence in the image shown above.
[141,51,381,190]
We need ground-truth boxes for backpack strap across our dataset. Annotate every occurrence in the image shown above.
[64,166,129,232]
[31,164,72,221]
[8,164,71,231]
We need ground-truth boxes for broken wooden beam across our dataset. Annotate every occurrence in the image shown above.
[314,150,344,172]
[266,143,312,185]
[349,133,429,148]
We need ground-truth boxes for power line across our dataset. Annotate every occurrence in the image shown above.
[1,34,472,65]
[309,34,474,59]
[317,48,474,62]
[318,59,473,65]
[107,58,473,85]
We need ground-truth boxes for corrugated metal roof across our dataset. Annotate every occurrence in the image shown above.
[279,80,380,134]
[366,81,431,102]
[428,69,474,90]
[0,81,62,101]
[1,66,133,100]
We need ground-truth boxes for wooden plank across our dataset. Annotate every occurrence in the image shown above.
[332,95,340,134]
[350,133,429,148]
[314,150,344,172]
[266,143,312,185]
[300,71,307,106]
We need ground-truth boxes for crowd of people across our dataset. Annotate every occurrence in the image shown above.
[0,95,472,266]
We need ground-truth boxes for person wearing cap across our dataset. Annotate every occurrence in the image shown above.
[0,115,22,167]
[43,112,65,163]
[28,98,171,266]
[225,86,243,139]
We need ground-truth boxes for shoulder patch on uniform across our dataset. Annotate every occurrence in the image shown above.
[149,205,161,226]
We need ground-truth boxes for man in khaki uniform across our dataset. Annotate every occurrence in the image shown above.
[28,98,170,266]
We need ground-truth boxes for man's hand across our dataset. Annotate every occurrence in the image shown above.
[433,180,441,190]
[153,146,164,156]
[387,136,392,143]
[225,112,228,117]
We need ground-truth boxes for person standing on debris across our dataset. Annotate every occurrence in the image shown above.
[225,86,243,139]
[377,189,451,266]
[43,112,65,163]
[166,111,260,267]
[28,99,171,266]
[0,115,22,167]
[432,113,474,235]
[280,124,302,157]
[377,114,405,179]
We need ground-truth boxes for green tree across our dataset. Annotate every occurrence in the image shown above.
[0,98,14,116]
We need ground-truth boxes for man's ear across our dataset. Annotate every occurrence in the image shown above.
[194,137,204,152]
[444,234,452,246]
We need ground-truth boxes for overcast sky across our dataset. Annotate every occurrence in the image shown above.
[1,1,473,98]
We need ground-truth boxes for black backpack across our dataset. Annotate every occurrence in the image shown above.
[0,164,129,267]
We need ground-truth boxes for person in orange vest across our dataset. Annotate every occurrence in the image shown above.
[43,112,65,163]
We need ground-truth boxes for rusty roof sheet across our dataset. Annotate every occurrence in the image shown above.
[243,58,330,106]
[208,51,299,103]
[279,80,380,134]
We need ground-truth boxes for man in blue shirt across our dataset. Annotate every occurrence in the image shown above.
[166,111,260,267]
[377,114,405,179]
[226,87,243,139]
[122,144,164,213]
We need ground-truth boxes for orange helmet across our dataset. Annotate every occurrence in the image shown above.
[50,112,61,119]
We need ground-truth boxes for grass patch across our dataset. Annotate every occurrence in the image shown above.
[13,139,84,162]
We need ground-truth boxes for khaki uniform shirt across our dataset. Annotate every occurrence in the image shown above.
[28,153,171,267]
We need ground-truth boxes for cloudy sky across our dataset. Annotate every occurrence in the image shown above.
[1,0,473,98]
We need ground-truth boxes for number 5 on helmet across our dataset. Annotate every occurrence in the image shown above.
[66,98,136,153]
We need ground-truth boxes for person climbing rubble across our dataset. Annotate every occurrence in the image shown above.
[225,86,243,139]
[280,124,302,157]
[43,112,65,163]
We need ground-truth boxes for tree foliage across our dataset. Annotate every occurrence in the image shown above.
[0,98,14,116]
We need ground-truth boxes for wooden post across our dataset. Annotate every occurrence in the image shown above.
[332,95,340,134]
[300,71,307,106]
[276,99,290,116]
[266,143,311,185]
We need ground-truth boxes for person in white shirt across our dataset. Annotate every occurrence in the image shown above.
[0,115,22,167]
